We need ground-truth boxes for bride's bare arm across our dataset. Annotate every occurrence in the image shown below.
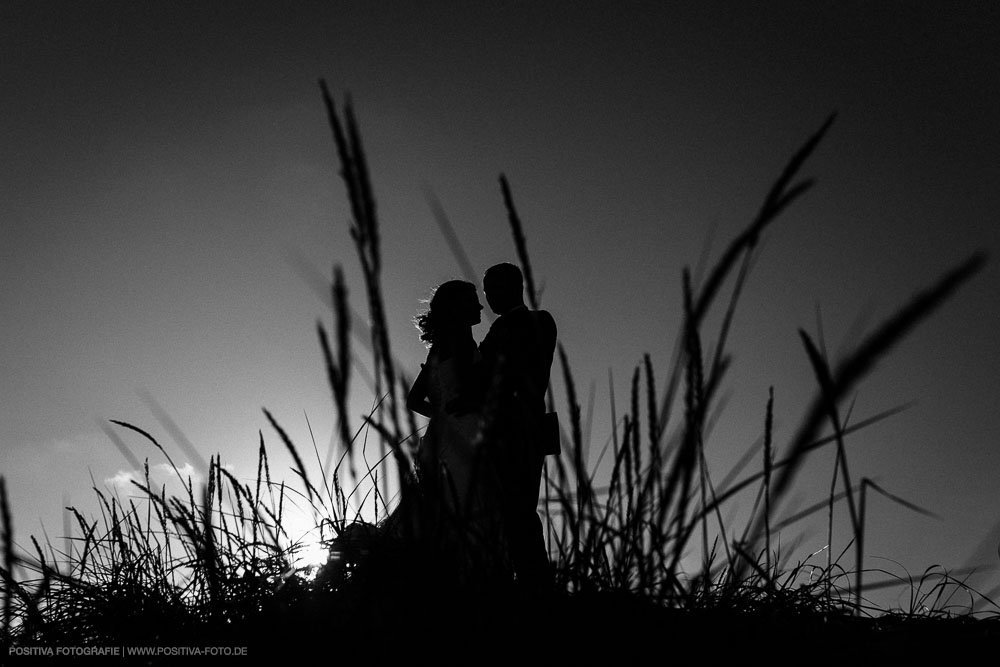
[406,364,433,418]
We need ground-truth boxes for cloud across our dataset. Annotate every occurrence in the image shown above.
[154,462,200,483]
[105,469,140,490]
[104,461,204,495]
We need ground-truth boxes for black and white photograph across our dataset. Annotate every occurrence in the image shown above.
[2,1,998,662]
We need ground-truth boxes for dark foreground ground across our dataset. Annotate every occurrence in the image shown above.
[7,539,998,665]
[7,585,998,664]
[197,588,1000,664]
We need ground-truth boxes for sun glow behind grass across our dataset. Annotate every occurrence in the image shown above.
[283,512,330,578]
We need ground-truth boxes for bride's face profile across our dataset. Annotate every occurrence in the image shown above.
[462,289,484,326]
[418,280,483,345]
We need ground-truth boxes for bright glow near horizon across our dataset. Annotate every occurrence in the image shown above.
[286,518,331,575]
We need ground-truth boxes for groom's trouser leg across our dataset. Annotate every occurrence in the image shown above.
[506,449,550,590]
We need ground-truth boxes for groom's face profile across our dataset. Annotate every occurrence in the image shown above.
[484,288,502,316]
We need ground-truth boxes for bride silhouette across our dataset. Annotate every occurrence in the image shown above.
[321,281,493,592]
[406,279,486,517]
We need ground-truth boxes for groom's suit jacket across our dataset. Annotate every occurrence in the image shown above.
[478,304,557,452]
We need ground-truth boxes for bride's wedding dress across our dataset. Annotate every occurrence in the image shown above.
[418,351,483,513]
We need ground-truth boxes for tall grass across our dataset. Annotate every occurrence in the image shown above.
[0,86,995,659]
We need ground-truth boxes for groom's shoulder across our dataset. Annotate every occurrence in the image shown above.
[532,306,553,319]
[531,308,557,336]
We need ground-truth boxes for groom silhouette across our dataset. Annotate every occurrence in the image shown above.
[477,262,556,590]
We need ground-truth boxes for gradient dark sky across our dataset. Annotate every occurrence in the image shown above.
[2,2,998,608]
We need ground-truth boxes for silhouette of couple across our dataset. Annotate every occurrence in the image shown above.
[406,262,557,590]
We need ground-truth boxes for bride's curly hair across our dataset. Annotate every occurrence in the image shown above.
[414,279,476,346]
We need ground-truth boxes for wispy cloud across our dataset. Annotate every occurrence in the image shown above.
[104,461,204,494]
[105,469,139,490]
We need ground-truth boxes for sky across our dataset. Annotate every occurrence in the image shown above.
[2,1,999,611]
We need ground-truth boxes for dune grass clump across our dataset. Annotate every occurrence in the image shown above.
[1,84,997,660]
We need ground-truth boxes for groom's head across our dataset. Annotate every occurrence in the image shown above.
[483,262,524,315]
